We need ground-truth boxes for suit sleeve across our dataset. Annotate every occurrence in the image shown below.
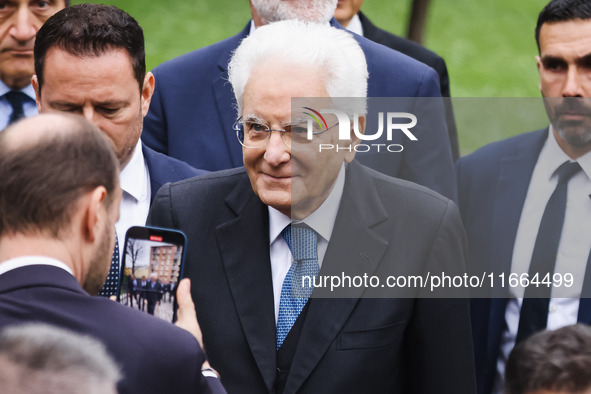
[406,201,477,393]
[148,185,228,394]
[400,69,458,203]
[142,69,169,155]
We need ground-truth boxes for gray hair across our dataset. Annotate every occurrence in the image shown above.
[228,20,368,117]
[251,0,338,24]
[0,323,121,394]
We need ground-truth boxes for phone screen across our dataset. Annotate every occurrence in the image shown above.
[118,226,187,323]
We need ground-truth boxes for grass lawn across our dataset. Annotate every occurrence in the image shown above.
[72,0,551,154]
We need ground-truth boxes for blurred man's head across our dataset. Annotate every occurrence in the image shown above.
[535,0,591,158]
[0,0,67,90]
[228,20,367,219]
[32,4,154,168]
[250,0,337,25]
[0,323,120,394]
[334,0,365,27]
[505,324,591,394]
[0,113,121,294]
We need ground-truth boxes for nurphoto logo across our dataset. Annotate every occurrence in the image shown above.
[302,107,418,153]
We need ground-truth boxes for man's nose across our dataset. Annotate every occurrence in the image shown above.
[562,67,584,97]
[9,9,37,43]
[81,106,99,125]
[264,130,290,166]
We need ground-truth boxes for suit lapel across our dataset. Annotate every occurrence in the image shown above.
[215,176,277,392]
[283,162,388,394]
[490,130,547,294]
[213,23,250,168]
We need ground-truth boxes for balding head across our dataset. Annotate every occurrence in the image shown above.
[0,113,119,239]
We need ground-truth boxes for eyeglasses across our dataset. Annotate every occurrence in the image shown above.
[233,117,337,149]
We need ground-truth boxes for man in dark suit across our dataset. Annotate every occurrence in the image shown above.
[32,4,206,297]
[456,1,591,393]
[148,20,475,394]
[334,0,459,161]
[143,0,457,202]
[0,113,225,394]
[0,0,67,129]
[144,273,164,315]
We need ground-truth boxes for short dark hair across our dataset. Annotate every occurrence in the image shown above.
[505,324,591,394]
[0,114,119,238]
[34,3,145,95]
[535,0,591,53]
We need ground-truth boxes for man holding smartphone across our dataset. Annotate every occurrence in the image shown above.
[0,113,225,394]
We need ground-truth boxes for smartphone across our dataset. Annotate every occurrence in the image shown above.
[118,225,187,323]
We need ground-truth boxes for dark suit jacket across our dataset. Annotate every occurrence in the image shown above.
[0,265,226,394]
[358,12,459,161]
[147,161,475,394]
[143,20,457,201]
[456,129,591,394]
[142,143,207,202]
[144,281,164,303]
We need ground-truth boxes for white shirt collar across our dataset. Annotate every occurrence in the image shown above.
[119,139,149,203]
[268,163,346,244]
[544,126,591,181]
[0,256,73,276]
[0,79,36,101]
[345,13,364,36]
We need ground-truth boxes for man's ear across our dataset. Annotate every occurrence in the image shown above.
[345,115,365,164]
[536,55,543,92]
[82,186,108,243]
[32,75,42,111]
[141,72,155,117]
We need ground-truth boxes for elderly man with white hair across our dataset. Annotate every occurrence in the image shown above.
[143,0,457,203]
[149,20,475,394]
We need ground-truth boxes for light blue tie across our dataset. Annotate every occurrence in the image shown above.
[276,224,319,349]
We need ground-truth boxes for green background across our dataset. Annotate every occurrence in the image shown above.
[71,0,550,154]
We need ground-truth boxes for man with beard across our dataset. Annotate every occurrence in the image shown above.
[33,4,206,297]
[143,0,457,201]
[457,1,591,393]
[0,113,225,394]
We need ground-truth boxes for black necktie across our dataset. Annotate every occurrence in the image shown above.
[5,91,29,125]
[98,233,120,297]
[516,161,582,343]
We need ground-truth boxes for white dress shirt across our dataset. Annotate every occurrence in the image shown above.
[345,13,364,36]
[0,256,73,276]
[269,164,346,323]
[116,140,151,264]
[0,80,38,130]
[494,127,591,391]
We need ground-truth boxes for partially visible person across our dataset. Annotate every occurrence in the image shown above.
[126,274,138,307]
[0,0,67,129]
[144,272,163,315]
[334,0,459,161]
[143,0,457,201]
[0,113,225,394]
[505,324,591,394]
[457,1,591,393]
[33,4,206,297]
[0,323,121,394]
